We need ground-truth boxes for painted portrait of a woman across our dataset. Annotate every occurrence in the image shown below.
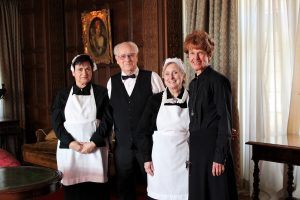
[89,17,107,57]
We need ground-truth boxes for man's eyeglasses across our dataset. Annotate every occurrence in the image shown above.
[117,53,136,60]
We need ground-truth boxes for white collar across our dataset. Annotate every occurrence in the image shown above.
[121,67,139,77]
[162,88,188,104]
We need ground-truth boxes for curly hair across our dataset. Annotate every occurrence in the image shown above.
[183,30,215,57]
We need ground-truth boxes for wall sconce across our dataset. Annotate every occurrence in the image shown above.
[0,84,6,99]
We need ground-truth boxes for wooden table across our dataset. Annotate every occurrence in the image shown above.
[246,135,300,200]
[0,166,62,200]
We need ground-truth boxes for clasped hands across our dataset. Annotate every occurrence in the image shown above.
[69,141,96,154]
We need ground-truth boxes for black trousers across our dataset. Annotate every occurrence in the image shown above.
[64,182,109,200]
[114,146,147,200]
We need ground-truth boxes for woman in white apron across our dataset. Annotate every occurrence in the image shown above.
[51,54,113,200]
[137,58,189,200]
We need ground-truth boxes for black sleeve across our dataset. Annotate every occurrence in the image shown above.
[90,86,113,147]
[136,93,162,162]
[51,88,75,148]
[213,76,233,164]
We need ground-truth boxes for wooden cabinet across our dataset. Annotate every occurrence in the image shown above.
[0,119,22,160]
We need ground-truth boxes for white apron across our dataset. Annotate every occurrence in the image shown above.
[147,94,190,200]
[57,86,108,186]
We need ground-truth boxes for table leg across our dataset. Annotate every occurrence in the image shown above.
[253,159,260,200]
[286,164,295,200]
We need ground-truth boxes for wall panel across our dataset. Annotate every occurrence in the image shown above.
[21,0,64,142]
[20,0,183,141]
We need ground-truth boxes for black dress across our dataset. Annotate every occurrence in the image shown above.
[188,67,238,200]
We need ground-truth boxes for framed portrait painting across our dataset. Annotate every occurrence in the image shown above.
[81,9,113,64]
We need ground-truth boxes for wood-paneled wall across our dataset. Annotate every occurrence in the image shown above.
[20,0,182,142]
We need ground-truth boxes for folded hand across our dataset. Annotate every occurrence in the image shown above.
[80,142,96,154]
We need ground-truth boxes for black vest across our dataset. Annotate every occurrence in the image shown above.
[110,70,152,149]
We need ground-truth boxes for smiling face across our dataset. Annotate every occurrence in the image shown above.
[188,48,211,75]
[72,61,93,88]
[163,63,185,93]
[115,43,138,75]
[183,30,214,75]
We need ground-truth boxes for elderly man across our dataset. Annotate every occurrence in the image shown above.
[107,41,164,200]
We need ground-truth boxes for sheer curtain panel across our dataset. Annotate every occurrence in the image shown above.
[239,0,300,199]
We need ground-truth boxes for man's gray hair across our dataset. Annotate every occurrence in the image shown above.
[113,41,139,55]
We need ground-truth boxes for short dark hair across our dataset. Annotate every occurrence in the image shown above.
[71,54,94,69]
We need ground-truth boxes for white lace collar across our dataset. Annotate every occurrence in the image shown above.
[162,87,188,104]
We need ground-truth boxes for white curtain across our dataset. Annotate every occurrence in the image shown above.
[239,0,300,199]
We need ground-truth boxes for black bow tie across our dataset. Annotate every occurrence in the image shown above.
[164,102,187,108]
[122,74,136,80]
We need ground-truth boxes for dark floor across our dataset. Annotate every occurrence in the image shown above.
[37,183,251,200]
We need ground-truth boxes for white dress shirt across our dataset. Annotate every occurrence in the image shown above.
[107,67,165,98]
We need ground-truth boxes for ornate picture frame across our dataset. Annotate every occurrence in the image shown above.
[81,9,113,64]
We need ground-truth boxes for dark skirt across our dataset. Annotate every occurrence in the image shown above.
[188,128,238,200]
[64,182,109,200]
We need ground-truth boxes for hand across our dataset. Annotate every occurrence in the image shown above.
[231,128,239,140]
[212,162,225,176]
[69,141,83,152]
[144,161,154,176]
[80,142,96,154]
